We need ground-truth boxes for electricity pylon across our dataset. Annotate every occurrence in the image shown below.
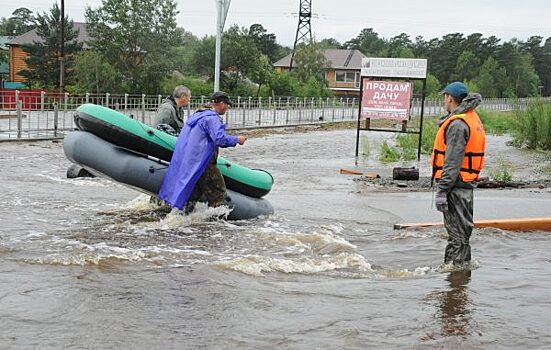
[289,0,312,71]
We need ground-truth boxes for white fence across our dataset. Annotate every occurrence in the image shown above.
[0,91,549,140]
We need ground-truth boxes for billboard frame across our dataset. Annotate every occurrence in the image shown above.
[355,58,428,161]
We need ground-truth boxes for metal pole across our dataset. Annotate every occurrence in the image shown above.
[355,78,364,159]
[59,0,65,94]
[417,78,427,161]
[214,0,231,92]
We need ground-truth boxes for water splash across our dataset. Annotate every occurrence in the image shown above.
[212,252,373,277]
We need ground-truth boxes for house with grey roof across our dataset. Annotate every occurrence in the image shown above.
[7,22,89,82]
[274,49,367,98]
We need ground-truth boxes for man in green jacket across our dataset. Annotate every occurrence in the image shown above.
[153,85,191,135]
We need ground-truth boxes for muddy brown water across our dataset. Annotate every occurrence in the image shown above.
[1,129,550,349]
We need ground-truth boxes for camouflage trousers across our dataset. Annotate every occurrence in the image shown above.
[443,187,474,265]
[185,162,227,213]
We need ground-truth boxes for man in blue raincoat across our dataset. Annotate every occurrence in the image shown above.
[159,92,247,212]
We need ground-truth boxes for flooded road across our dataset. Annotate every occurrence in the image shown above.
[1,129,550,349]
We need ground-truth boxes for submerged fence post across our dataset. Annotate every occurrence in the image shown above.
[17,100,22,139]
[40,91,45,112]
[258,96,262,125]
[54,103,59,137]
[310,97,315,121]
[141,94,146,123]
[286,97,290,124]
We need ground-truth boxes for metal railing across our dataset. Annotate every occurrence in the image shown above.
[0,91,549,140]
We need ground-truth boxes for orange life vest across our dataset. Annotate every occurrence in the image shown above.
[431,109,486,182]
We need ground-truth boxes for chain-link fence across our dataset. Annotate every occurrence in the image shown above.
[0,91,549,140]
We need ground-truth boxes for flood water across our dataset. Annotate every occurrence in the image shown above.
[1,128,551,349]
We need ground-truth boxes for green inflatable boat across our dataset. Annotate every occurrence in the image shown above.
[74,103,273,198]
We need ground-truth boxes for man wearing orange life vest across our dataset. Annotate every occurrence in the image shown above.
[431,82,486,267]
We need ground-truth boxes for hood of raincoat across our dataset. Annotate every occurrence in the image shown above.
[438,93,482,126]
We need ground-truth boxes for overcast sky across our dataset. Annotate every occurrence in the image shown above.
[3,0,551,46]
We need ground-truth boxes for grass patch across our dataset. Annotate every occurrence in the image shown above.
[379,140,401,163]
[396,134,418,160]
[511,101,551,151]
[477,109,515,135]
[360,135,370,156]
[490,158,513,181]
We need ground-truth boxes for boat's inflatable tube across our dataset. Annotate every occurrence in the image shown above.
[63,131,274,221]
[74,103,273,198]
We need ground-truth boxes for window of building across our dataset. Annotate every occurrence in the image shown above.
[335,70,360,87]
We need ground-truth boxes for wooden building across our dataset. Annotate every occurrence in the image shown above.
[8,22,89,83]
[274,49,367,98]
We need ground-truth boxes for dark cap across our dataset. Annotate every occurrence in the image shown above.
[442,82,468,99]
[211,91,233,106]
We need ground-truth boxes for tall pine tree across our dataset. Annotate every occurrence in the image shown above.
[20,4,82,89]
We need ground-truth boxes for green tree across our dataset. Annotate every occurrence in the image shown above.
[521,36,551,96]
[318,38,342,49]
[0,8,36,37]
[72,51,121,93]
[85,0,179,93]
[542,37,551,96]
[247,24,288,63]
[452,51,480,81]
[19,4,82,89]
[386,33,413,57]
[190,35,216,79]
[249,54,274,96]
[474,56,511,98]
[413,73,441,98]
[268,71,299,96]
[291,41,328,83]
[169,28,200,76]
[496,41,539,97]
[343,28,386,56]
[430,33,465,85]
[221,25,264,92]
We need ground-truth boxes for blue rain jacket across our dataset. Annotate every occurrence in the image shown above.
[158,109,238,209]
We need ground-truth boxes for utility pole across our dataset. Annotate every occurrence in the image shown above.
[59,0,65,94]
[289,0,312,71]
[214,0,231,92]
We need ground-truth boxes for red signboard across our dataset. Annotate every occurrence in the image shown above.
[360,80,412,120]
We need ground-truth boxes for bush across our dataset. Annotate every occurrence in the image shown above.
[268,72,300,96]
[160,77,213,97]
